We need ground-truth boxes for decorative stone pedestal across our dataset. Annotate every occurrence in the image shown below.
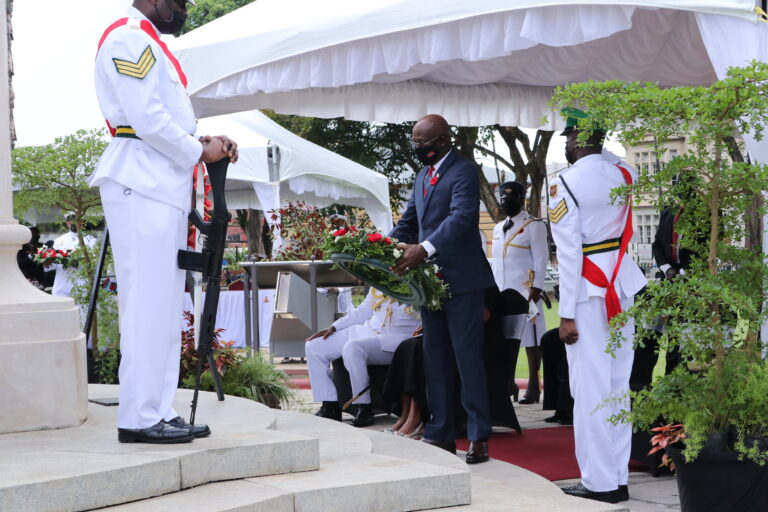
[0,0,87,434]
[0,224,87,434]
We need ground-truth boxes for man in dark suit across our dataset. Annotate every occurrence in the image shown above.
[631,177,699,390]
[390,114,495,464]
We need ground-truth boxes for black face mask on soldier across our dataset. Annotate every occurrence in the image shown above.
[501,196,523,217]
[154,0,187,34]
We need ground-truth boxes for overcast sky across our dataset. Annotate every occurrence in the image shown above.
[12,0,623,163]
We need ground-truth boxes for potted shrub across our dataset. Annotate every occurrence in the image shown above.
[552,61,768,511]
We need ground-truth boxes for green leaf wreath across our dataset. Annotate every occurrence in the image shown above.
[321,227,449,311]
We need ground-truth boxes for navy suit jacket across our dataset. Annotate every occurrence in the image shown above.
[390,149,495,296]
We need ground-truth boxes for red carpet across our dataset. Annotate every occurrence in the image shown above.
[456,427,648,481]
[288,377,312,390]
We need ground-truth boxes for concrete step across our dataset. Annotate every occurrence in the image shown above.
[352,422,628,512]
[0,386,318,512]
[100,452,469,512]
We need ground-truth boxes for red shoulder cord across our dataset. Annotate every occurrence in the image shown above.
[580,165,633,321]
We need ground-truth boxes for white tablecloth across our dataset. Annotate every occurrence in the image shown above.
[182,290,274,349]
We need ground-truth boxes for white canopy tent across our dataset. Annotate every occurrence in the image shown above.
[174,1,765,138]
[197,109,392,233]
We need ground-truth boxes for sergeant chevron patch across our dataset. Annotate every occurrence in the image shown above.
[113,46,156,80]
[548,199,568,224]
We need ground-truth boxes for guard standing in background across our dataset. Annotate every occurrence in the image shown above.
[549,108,647,503]
[490,181,548,404]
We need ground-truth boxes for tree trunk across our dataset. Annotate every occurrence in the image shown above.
[527,131,554,217]
[455,127,503,222]
[245,210,270,260]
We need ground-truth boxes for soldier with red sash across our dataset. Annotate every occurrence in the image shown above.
[91,0,238,444]
[549,109,647,503]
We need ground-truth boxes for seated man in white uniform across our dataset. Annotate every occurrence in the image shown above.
[306,288,420,427]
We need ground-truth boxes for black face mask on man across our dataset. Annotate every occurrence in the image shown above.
[415,144,442,166]
[154,0,188,34]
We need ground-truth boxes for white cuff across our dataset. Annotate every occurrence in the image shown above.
[421,240,436,257]
[659,264,671,274]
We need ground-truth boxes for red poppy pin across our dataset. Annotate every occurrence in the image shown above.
[430,173,440,186]
[549,184,558,198]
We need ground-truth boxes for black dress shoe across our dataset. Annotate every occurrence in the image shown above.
[166,416,211,438]
[315,401,342,421]
[616,484,629,502]
[422,437,457,454]
[466,440,489,464]
[544,414,561,423]
[562,482,620,504]
[352,404,375,427]
[558,416,573,426]
[518,395,540,404]
[118,421,194,444]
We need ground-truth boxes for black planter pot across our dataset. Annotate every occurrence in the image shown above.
[667,434,768,512]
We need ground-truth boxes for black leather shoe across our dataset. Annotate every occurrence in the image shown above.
[422,437,457,454]
[166,416,211,438]
[466,440,489,464]
[518,395,540,404]
[118,421,194,444]
[558,416,573,426]
[562,482,620,504]
[315,401,342,421]
[352,404,375,427]
[544,415,561,423]
[616,484,629,502]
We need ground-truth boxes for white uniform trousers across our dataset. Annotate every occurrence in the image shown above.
[566,295,634,492]
[100,179,187,429]
[520,298,546,348]
[305,325,393,404]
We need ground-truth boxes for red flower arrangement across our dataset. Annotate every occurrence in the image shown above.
[323,226,449,310]
[33,247,75,268]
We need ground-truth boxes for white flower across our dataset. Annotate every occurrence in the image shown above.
[424,268,430,275]
[393,248,403,259]
[433,264,439,274]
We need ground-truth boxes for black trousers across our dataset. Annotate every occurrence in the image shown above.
[540,328,573,418]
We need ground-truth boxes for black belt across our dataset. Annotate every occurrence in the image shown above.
[114,125,140,140]
[582,237,621,255]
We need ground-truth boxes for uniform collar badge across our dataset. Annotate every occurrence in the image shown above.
[549,184,558,198]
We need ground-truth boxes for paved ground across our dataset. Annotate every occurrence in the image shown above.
[278,360,681,511]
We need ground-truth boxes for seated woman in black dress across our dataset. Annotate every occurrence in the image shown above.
[381,328,427,437]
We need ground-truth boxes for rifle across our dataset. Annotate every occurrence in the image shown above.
[177,157,230,425]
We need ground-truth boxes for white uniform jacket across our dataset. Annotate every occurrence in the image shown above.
[90,7,201,213]
[332,290,420,353]
[491,211,548,297]
[548,154,647,319]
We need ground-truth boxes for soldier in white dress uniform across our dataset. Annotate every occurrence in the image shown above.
[491,181,548,403]
[306,289,421,427]
[550,109,647,504]
[91,0,238,444]
[48,215,97,298]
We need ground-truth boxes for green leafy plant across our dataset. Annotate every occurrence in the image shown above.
[321,226,449,310]
[179,311,240,383]
[269,201,330,261]
[552,61,768,464]
[183,355,295,408]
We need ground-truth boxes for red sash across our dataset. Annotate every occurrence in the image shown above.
[97,17,188,136]
[581,164,633,321]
